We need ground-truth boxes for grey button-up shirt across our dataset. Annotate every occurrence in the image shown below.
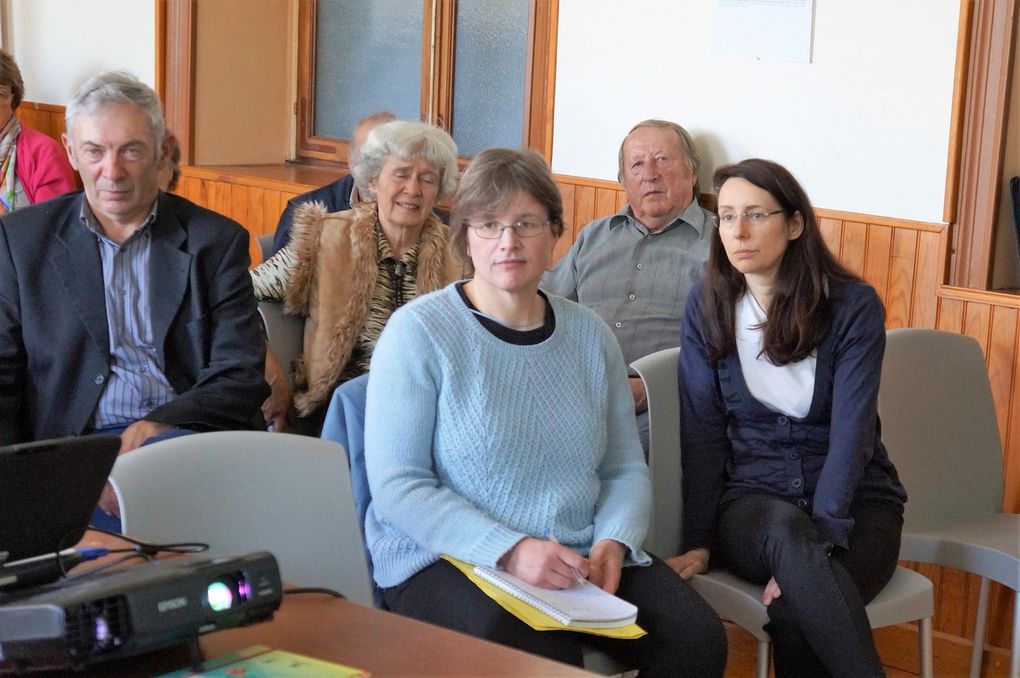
[542,199,714,366]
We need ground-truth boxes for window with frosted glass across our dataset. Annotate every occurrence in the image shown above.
[314,0,423,140]
[451,0,529,157]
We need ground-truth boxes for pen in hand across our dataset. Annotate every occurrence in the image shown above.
[547,534,587,587]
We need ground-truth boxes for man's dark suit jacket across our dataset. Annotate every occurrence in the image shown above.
[271,174,355,255]
[0,191,270,444]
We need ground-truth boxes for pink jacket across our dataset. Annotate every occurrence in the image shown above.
[14,125,77,204]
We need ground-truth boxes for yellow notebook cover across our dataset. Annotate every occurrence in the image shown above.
[442,555,646,639]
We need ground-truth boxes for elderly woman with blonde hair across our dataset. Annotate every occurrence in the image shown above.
[251,121,461,433]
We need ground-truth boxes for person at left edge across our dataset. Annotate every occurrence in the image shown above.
[0,48,77,212]
[0,72,268,462]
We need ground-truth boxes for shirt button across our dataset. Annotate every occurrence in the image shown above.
[628,294,636,301]
[94,374,105,385]
[791,478,803,489]
[118,288,126,296]
[140,365,149,374]
[789,452,800,460]
[777,416,789,426]
[615,322,622,328]
[796,499,808,509]
[144,400,155,409]
[636,264,643,270]
[645,235,651,240]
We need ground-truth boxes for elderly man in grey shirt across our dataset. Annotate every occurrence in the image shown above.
[543,119,713,448]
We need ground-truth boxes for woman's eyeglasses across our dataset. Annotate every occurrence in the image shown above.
[716,209,785,228]
[467,220,551,239]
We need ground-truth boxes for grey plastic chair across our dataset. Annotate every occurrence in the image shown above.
[632,346,935,678]
[255,232,273,264]
[110,431,375,606]
[880,328,1020,678]
[257,300,304,391]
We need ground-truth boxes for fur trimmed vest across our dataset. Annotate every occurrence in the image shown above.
[284,202,459,415]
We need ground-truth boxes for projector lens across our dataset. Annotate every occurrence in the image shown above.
[206,581,234,611]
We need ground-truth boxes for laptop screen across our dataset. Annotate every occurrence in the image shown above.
[0,434,120,564]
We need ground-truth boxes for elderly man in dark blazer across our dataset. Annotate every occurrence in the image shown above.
[0,71,267,458]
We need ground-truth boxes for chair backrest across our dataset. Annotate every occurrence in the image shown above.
[109,431,375,606]
[878,328,1004,530]
[256,233,273,264]
[631,347,683,558]
[258,300,304,389]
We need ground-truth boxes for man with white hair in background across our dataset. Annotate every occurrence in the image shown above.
[269,110,397,254]
[543,119,713,449]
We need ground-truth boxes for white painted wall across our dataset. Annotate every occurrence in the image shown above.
[2,0,965,228]
[552,0,960,224]
[4,0,154,104]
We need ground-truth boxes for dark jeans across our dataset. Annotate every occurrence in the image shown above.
[382,556,727,678]
[717,494,903,678]
[88,425,199,533]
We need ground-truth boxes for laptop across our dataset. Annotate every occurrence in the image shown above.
[0,434,120,565]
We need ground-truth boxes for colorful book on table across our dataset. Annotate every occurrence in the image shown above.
[443,555,645,639]
[158,645,369,677]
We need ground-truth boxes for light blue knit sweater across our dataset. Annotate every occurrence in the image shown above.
[364,284,651,588]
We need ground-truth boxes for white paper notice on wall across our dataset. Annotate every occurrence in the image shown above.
[713,0,815,64]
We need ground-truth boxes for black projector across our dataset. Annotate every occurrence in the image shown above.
[0,551,281,672]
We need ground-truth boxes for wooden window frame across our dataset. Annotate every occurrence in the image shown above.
[944,0,1019,289]
[293,0,558,167]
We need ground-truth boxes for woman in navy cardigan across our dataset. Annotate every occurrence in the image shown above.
[667,158,906,677]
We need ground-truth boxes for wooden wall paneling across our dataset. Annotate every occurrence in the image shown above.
[910,231,943,329]
[554,181,575,263]
[988,585,1016,650]
[863,223,892,302]
[209,181,234,223]
[962,301,992,352]
[818,216,843,259]
[17,102,68,142]
[572,185,597,240]
[937,566,973,637]
[1005,310,1020,514]
[229,183,250,232]
[245,186,266,235]
[594,188,617,225]
[615,189,628,212]
[885,229,918,329]
[936,296,966,332]
[987,306,1019,447]
[839,220,868,277]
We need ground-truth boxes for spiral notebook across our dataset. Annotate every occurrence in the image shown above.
[471,564,638,629]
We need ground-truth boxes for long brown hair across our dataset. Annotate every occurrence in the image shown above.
[700,159,859,364]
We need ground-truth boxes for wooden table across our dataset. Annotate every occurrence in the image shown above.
[16,534,597,676]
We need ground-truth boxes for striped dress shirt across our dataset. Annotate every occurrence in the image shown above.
[82,201,175,428]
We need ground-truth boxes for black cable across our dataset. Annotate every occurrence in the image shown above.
[86,527,209,556]
[284,586,346,599]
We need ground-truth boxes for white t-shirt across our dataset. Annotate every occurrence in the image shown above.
[735,292,816,418]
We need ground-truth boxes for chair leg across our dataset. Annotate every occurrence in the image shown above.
[755,639,770,678]
[1010,587,1019,678]
[970,576,990,678]
[919,616,934,678]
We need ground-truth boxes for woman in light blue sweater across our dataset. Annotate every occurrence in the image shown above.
[364,149,725,676]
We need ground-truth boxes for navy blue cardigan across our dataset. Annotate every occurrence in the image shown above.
[679,280,906,551]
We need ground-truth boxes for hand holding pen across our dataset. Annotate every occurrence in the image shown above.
[547,534,588,587]
[497,536,590,589]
